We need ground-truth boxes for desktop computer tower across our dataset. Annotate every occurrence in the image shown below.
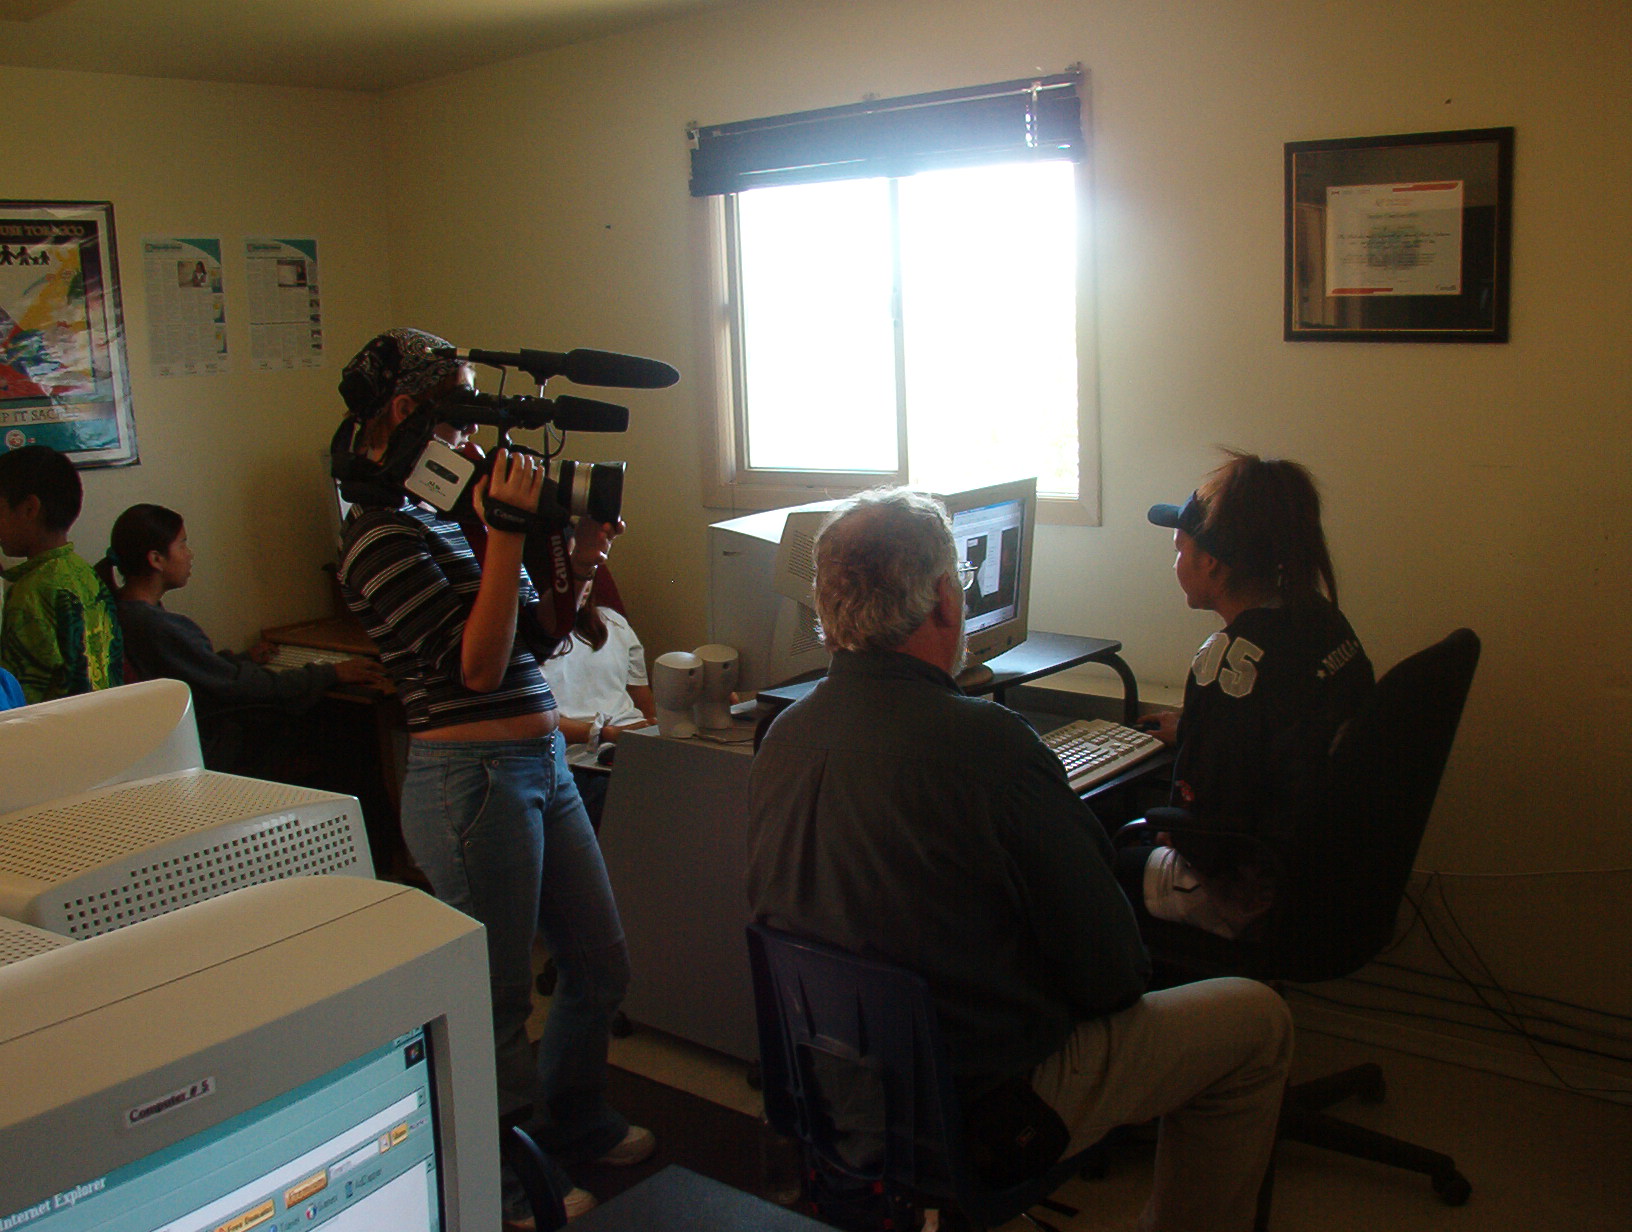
[0,769,373,940]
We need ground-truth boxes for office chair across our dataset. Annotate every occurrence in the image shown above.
[747,921,1098,1232]
[1118,627,1481,1220]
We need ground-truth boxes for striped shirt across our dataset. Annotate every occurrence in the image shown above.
[337,504,557,732]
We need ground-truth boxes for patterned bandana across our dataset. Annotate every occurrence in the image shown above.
[337,327,457,422]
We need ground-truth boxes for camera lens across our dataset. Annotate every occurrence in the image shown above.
[555,460,625,525]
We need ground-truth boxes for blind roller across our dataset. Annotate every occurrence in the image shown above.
[689,71,1084,198]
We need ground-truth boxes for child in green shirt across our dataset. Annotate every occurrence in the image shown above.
[0,445,123,703]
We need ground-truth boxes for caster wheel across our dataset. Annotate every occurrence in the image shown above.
[1433,1171,1472,1206]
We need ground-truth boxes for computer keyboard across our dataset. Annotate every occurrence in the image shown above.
[1041,718,1165,793]
[264,643,354,670]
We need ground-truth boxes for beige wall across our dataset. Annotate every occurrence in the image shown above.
[0,67,391,647]
[381,0,1632,1024]
[2,0,1626,1043]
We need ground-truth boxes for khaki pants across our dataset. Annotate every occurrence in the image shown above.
[1030,977,1292,1232]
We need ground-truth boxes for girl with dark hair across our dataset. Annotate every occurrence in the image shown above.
[101,503,382,771]
[1132,450,1374,938]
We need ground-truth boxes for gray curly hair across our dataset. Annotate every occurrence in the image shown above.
[813,488,959,653]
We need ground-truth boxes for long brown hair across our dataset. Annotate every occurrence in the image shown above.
[1197,450,1338,606]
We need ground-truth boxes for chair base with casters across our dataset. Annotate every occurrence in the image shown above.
[747,921,1103,1232]
[1118,628,1482,1225]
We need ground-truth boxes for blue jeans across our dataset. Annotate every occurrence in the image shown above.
[400,732,630,1173]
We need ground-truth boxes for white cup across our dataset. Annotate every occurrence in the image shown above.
[651,651,704,738]
[693,643,740,730]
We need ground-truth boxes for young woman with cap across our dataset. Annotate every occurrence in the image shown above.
[332,328,651,1225]
[1130,450,1374,939]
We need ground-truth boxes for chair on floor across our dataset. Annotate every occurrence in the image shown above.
[747,921,1097,1232]
[1119,627,1481,1220]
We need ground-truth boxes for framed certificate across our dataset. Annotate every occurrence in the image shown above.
[1285,128,1513,343]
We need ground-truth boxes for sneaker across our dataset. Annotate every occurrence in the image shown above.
[501,1188,597,1229]
[564,1188,598,1220]
[594,1125,656,1166]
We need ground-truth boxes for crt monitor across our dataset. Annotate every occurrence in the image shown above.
[0,875,498,1231]
[0,678,203,817]
[941,476,1037,685]
[707,498,839,693]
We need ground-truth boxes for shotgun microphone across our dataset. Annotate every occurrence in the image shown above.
[442,346,679,389]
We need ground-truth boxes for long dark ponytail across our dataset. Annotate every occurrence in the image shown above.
[1197,450,1338,606]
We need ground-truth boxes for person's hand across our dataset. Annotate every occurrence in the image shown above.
[603,717,656,743]
[474,448,545,528]
[1139,709,1181,746]
[247,639,276,665]
[334,657,387,688]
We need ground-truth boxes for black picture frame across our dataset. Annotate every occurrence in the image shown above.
[1284,127,1513,343]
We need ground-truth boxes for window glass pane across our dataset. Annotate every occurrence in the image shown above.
[736,180,899,472]
[898,161,1078,498]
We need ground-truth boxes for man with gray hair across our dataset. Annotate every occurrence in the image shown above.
[746,487,1292,1232]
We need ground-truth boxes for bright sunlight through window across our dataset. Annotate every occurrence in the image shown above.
[733,160,1080,499]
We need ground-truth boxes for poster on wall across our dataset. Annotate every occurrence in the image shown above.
[245,236,324,370]
[0,200,138,467]
[142,236,229,377]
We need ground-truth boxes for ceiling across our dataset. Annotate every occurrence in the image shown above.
[0,0,753,92]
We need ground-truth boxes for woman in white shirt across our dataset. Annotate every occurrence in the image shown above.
[543,598,656,821]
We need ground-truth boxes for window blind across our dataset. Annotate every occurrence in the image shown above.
[688,70,1084,198]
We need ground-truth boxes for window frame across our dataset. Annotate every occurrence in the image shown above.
[689,80,1100,526]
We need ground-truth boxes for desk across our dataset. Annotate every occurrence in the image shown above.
[262,614,378,659]
[572,1166,830,1232]
[760,630,1141,723]
[261,616,412,882]
[598,729,758,1060]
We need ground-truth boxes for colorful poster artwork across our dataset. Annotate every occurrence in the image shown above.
[0,202,136,467]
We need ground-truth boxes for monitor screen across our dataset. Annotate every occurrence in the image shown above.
[954,497,1025,639]
[940,477,1037,679]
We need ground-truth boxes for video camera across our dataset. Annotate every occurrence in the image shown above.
[400,345,678,533]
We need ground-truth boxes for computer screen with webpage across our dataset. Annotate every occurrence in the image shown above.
[9,1026,443,1232]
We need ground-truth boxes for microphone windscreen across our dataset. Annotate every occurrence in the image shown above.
[551,396,631,432]
[562,349,680,389]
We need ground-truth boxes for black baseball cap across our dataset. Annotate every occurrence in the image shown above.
[1148,491,1232,563]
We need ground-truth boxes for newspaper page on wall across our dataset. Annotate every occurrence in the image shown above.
[142,237,228,377]
[0,200,137,467]
[245,237,323,371]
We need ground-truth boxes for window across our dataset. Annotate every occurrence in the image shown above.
[691,72,1097,522]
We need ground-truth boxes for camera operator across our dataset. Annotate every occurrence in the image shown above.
[333,328,651,1226]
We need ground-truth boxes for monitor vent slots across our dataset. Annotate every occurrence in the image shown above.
[0,923,70,968]
[0,775,336,881]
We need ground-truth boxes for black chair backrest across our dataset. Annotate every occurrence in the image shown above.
[746,922,968,1204]
[1272,628,1481,981]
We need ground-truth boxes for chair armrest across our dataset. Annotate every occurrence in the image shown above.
[1114,806,1192,849]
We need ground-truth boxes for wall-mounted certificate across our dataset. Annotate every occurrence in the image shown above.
[1285,129,1513,342]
